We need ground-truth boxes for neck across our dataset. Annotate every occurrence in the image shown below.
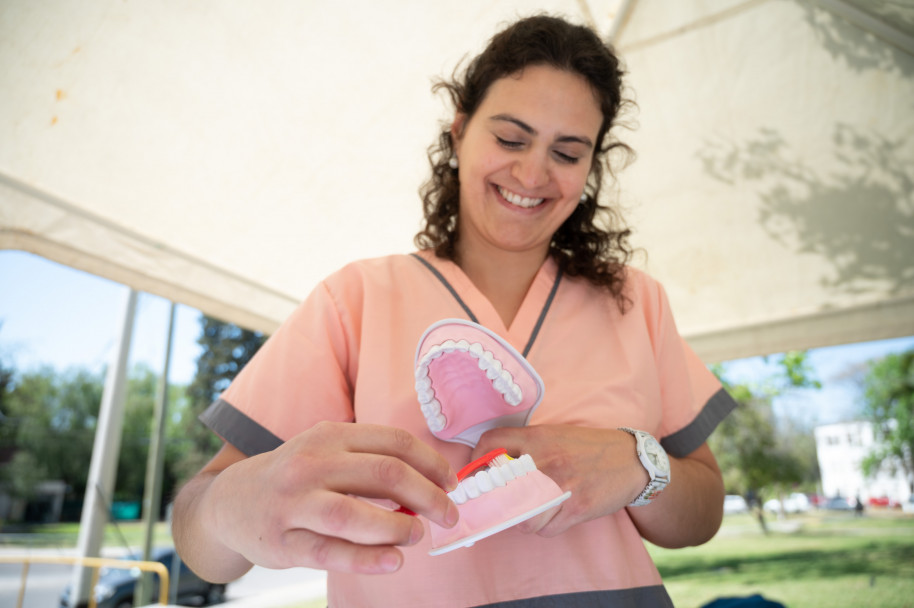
[457,242,549,327]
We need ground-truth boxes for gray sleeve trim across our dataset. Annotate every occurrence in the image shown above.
[199,398,283,457]
[474,585,673,607]
[660,388,738,458]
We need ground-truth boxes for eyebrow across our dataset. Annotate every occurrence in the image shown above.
[489,113,594,149]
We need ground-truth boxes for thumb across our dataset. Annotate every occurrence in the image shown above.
[470,426,531,461]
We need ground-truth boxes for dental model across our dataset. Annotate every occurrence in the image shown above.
[414,319,545,447]
[414,319,571,555]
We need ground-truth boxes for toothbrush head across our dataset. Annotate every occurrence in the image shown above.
[414,319,545,447]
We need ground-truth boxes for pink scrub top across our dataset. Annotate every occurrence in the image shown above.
[202,251,736,608]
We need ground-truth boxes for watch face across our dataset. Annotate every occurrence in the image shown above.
[643,437,670,473]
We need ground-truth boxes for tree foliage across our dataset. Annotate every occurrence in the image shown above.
[1,367,103,499]
[0,364,192,514]
[709,351,822,531]
[860,349,914,492]
[178,316,265,481]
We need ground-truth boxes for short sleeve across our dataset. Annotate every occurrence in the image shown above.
[200,280,357,455]
[641,275,737,457]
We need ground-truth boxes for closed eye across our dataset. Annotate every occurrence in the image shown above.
[496,136,523,150]
[553,150,580,164]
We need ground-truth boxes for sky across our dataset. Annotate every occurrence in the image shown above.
[2,249,913,427]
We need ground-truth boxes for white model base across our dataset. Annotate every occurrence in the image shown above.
[428,491,572,556]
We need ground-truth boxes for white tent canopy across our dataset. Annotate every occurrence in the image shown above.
[2,0,913,363]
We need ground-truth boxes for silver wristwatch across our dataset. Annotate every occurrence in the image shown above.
[618,427,670,506]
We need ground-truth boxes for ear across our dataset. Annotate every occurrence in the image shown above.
[450,112,467,143]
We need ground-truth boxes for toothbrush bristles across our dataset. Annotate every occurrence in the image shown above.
[487,453,513,468]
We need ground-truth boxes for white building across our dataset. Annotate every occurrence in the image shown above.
[814,421,912,504]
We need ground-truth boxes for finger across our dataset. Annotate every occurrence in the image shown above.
[279,527,406,574]
[335,423,458,491]
[323,452,459,529]
[292,491,425,547]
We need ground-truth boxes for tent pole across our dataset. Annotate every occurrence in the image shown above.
[69,288,138,607]
[136,302,176,606]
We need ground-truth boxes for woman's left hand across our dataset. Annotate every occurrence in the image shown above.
[470,425,647,537]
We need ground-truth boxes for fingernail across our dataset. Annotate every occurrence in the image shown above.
[380,551,402,572]
[445,500,459,527]
[409,520,424,545]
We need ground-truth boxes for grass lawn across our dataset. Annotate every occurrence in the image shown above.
[649,510,914,608]
[4,510,913,607]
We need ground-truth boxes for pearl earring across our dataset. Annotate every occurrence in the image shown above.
[448,156,459,170]
[579,193,588,203]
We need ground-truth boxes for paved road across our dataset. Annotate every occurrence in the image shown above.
[0,547,327,608]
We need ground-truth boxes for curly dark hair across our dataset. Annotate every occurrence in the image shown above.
[414,14,637,310]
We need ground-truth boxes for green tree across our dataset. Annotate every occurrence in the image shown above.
[860,349,914,493]
[0,353,16,457]
[710,351,821,532]
[178,316,265,481]
[1,367,102,500]
[0,363,186,520]
[113,365,158,502]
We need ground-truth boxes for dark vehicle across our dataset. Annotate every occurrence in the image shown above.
[59,547,226,608]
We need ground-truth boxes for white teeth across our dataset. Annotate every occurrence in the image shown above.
[498,186,545,208]
[475,470,494,493]
[483,356,503,380]
[488,466,507,487]
[463,477,481,499]
[420,399,441,417]
[429,413,447,432]
[509,458,528,478]
[416,340,524,432]
[492,369,514,395]
[447,456,539,505]
[449,484,468,505]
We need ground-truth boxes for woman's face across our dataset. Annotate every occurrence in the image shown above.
[452,64,602,261]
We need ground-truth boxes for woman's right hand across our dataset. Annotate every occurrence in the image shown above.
[173,421,459,579]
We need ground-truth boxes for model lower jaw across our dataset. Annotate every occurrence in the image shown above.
[497,185,545,209]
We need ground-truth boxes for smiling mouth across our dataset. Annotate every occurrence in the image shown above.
[497,185,545,209]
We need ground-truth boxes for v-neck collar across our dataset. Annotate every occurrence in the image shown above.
[411,251,562,356]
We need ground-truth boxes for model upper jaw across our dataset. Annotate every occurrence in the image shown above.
[497,185,545,208]
[415,319,544,447]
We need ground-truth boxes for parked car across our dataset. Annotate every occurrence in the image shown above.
[807,493,827,508]
[59,547,226,608]
[823,496,854,511]
[763,492,810,514]
[868,496,900,508]
[723,494,749,515]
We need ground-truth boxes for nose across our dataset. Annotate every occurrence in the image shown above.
[511,151,549,190]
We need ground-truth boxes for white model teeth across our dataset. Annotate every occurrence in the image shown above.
[498,186,545,209]
[416,341,524,432]
[447,455,537,505]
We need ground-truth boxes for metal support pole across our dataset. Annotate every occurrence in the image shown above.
[69,288,137,607]
[136,302,176,606]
